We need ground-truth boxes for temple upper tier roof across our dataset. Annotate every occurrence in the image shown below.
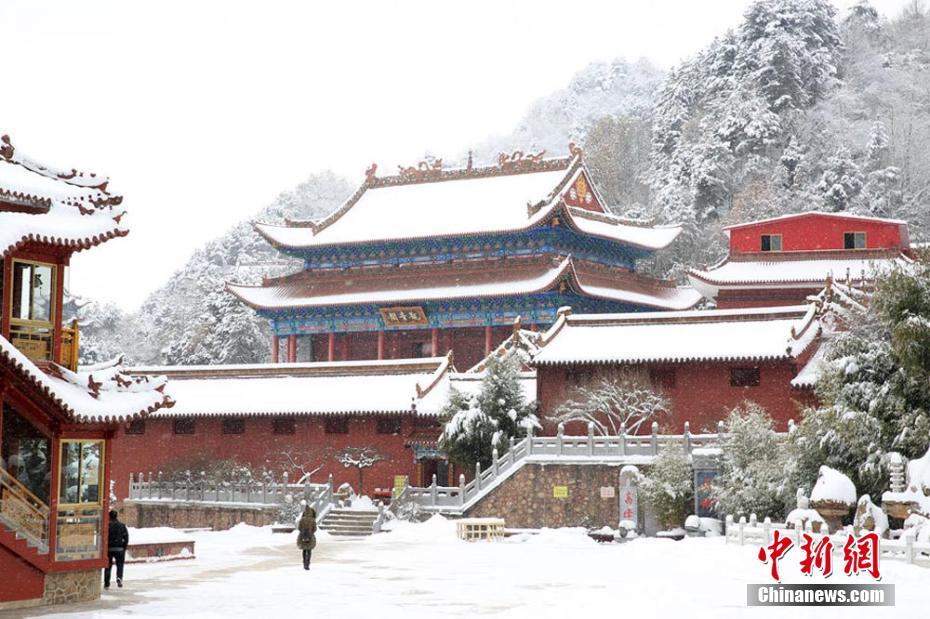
[226,254,702,312]
[0,134,127,258]
[253,147,682,252]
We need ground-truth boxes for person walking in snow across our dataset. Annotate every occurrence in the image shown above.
[297,505,317,570]
[104,509,129,589]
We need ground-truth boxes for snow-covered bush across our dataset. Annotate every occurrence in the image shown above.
[712,403,788,519]
[640,447,693,530]
[551,370,669,435]
[439,354,539,471]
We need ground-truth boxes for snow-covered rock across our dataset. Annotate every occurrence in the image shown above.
[810,466,857,505]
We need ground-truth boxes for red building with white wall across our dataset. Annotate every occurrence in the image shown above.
[688,212,914,308]
[532,304,824,433]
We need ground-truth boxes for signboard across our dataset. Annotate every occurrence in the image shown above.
[380,306,429,327]
[620,486,637,523]
[393,475,408,497]
[599,486,615,499]
[552,485,569,499]
[694,469,718,518]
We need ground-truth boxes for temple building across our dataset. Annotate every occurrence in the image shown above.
[688,211,915,308]
[228,146,701,370]
[0,136,171,608]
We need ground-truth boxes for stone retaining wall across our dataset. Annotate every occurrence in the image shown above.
[43,570,100,605]
[118,501,279,530]
[466,463,624,529]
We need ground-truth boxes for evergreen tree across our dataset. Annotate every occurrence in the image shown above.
[439,355,539,471]
[640,447,693,529]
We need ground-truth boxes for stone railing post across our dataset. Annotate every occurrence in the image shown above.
[905,530,916,564]
[557,423,565,456]
[492,448,499,476]
[459,474,466,506]
[762,517,771,544]
[526,424,534,456]
[129,473,135,500]
[717,420,725,444]
[619,423,626,457]
[475,462,482,491]
[683,421,692,454]
[651,422,659,456]
[587,422,595,456]
[508,436,515,466]
[738,516,746,545]
[725,515,733,543]
[157,471,163,500]
[430,474,438,505]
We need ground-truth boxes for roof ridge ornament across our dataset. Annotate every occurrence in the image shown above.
[497,149,546,172]
[568,142,583,159]
[398,159,443,182]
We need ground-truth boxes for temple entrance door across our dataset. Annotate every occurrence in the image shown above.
[419,458,450,487]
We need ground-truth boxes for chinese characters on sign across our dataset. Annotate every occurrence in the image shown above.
[758,532,881,582]
[621,486,637,522]
[379,306,429,327]
[552,486,569,499]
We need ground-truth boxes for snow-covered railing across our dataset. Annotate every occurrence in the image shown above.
[725,514,930,567]
[127,472,333,511]
[403,421,743,515]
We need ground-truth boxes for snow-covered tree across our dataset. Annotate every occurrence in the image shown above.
[439,354,539,471]
[551,371,669,436]
[335,446,387,495]
[640,447,693,529]
[712,403,789,518]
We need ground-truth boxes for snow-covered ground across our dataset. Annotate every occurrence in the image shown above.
[9,517,928,619]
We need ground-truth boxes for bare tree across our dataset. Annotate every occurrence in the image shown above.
[552,371,669,435]
[334,446,387,495]
[275,446,333,484]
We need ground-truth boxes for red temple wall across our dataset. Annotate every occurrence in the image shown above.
[110,415,424,500]
[536,361,818,434]
[714,287,822,309]
[729,215,906,254]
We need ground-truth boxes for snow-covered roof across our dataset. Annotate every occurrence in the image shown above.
[448,371,537,403]
[466,325,544,373]
[135,356,455,418]
[227,255,702,312]
[790,339,830,389]
[0,338,172,424]
[0,135,127,258]
[532,304,822,366]
[687,251,913,299]
[253,150,682,252]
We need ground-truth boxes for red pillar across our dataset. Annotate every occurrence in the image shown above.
[339,334,349,360]
[484,325,493,356]
[271,336,280,363]
[377,331,385,360]
[431,328,439,357]
[327,333,336,362]
[287,335,297,363]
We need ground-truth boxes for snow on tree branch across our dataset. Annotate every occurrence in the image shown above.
[552,370,669,435]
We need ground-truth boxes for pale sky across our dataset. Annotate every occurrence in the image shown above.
[1,0,912,311]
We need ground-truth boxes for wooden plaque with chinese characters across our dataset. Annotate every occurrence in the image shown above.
[379,306,428,327]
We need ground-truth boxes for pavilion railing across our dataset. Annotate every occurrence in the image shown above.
[0,466,50,552]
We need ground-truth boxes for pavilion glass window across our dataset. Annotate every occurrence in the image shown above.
[730,367,761,387]
[56,439,105,561]
[9,259,56,362]
[760,234,782,252]
[1,402,52,504]
[844,232,866,249]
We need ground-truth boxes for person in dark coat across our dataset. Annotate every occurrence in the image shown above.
[104,509,129,589]
[297,505,317,570]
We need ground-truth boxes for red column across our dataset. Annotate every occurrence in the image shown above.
[52,257,66,364]
[287,335,297,363]
[339,334,349,360]
[271,335,280,363]
[327,333,336,362]
[377,331,385,360]
[484,325,493,356]
[0,257,10,339]
[431,328,439,357]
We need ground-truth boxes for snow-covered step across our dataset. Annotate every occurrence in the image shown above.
[319,509,380,536]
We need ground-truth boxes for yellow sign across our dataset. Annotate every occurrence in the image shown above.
[553,485,569,499]
[393,475,408,496]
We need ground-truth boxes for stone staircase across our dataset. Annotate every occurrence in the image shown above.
[318,508,380,537]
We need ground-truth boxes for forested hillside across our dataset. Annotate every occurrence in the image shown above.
[77,0,930,366]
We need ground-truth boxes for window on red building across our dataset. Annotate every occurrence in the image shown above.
[126,419,146,435]
[325,417,349,434]
[222,418,245,435]
[273,417,296,435]
[844,232,866,249]
[649,368,676,390]
[760,234,782,252]
[730,367,761,387]
[412,342,432,358]
[567,368,594,387]
[173,418,196,435]
[377,418,402,435]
